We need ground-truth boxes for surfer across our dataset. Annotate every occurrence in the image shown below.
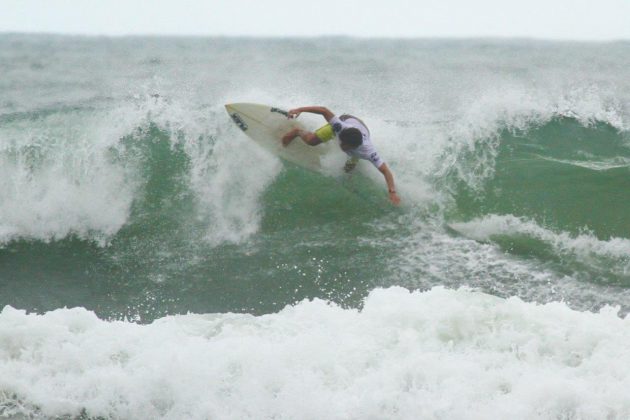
[281,106,400,205]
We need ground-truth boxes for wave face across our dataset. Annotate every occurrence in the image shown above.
[444,119,630,284]
[1,35,630,418]
[449,118,630,238]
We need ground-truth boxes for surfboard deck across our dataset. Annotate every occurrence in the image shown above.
[224,103,335,172]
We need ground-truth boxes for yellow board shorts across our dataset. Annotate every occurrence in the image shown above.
[314,124,335,142]
[316,124,359,168]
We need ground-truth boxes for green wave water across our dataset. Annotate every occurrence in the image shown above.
[0,35,629,321]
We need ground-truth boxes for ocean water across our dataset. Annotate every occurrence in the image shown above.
[1,34,630,419]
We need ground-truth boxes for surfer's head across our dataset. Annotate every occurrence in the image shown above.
[339,128,362,151]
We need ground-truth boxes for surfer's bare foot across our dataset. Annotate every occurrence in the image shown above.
[282,129,299,146]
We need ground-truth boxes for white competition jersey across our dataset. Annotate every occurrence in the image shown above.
[329,115,384,168]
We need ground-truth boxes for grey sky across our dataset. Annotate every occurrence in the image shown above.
[1,0,629,40]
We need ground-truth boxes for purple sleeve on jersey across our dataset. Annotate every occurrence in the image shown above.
[329,115,344,134]
[369,152,384,168]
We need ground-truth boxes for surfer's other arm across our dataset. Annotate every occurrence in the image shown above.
[287,106,334,122]
[378,163,401,205]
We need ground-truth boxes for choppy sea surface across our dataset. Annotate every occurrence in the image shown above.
[1,34,630,419]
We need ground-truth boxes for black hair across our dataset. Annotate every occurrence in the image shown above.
[339,128,362,148]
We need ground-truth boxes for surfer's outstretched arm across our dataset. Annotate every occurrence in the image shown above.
[287,106,334,122]
[378,163,401,205]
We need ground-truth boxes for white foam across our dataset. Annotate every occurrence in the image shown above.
[188,109,282,246]
[0,109,139,246]
[535,154,630,171]
[1,287,630,419]
[124,92,287,247]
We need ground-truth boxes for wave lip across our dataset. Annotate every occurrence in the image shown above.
[1,286,630,419]
[450,214,630,280]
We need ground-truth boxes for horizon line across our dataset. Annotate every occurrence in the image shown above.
[1,31,629,44]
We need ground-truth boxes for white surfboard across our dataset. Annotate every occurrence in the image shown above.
[224,103,335,172]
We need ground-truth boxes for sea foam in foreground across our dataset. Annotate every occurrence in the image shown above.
[2,287,630,419]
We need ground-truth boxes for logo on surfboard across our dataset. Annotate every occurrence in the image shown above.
[270,107,290,117]
[230,113,248,131]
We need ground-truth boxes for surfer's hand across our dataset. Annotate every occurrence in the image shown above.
[389,191,401,206]
[287,109,301,119]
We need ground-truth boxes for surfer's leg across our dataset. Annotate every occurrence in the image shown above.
[282,128,301,146]
[282,129,321,146]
